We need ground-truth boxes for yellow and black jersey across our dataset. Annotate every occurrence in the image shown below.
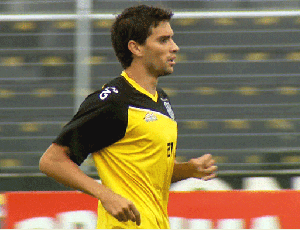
[53,71,177,229]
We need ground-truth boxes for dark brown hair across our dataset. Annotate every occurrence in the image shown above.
[111,5,173,69]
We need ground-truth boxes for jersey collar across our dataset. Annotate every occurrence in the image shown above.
[121,71,158,102]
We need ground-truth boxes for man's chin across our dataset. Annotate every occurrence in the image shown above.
[158,68,174,77]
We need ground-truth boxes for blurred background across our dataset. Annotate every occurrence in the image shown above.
[1,0,300,193]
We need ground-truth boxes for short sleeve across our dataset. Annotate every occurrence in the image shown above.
[53,91,128,165]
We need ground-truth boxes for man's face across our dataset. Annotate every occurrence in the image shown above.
[141,21,179,77]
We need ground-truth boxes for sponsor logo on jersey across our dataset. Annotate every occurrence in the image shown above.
[144,112,158,122]
[99,87,118,100]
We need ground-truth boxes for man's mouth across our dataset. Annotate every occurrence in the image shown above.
[168,57,176,65]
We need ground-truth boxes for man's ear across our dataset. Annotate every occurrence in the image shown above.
[128,40,143,57]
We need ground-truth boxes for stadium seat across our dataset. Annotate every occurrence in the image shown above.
[238,86,260,95]
[265,119,294,130]
[245,155,262,164]
[174,18,199,27]
[194,86,218,95]
[1,56,24,66]
[278,86,298,95]
[53,20,76,30]
[33,88,55,98]
[286,52,300,61]
[224,119,250,129]
[281,155,300,164]
[205,52,230,62]
[13,21,37,31]
[20,123,41,133]
[0,159,21,167]
[182,120,209,130]
[161,87,178,97]
[244,52,269,61]
[214,17,237,26]
[88,56,107,65]
[41,56,66,66]
[0,89,15,98]
[254,17,280,26]
[93,19,114,29]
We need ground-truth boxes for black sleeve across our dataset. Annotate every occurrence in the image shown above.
[53,92,128,165]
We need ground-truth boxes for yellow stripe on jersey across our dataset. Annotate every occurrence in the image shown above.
[121,71,159,102]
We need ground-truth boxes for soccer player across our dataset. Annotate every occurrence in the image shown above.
[39,4,217,229]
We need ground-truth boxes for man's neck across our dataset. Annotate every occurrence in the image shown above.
[124,64,158,96]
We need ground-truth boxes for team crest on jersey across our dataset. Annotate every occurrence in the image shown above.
[161,98,175,120]
[144,112,158,122]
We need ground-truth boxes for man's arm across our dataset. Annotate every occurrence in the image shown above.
[39,143,140,225]
[172,154,217,183]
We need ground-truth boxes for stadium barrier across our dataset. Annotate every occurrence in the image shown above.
[1,190,300,229]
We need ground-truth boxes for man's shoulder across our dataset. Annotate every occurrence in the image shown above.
[97,76,128,101]
[80,77,128,111]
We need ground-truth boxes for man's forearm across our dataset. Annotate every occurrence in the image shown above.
[40,144,142,225]
[39,144,108,201]
[171,155,218,183]
[171,162,194,183]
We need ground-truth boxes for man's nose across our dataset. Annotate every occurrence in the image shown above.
[171,40,180,53]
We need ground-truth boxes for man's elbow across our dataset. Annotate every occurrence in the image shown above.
[39,150,57,177]
[39,154,50,175]
[39,144,71,176]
